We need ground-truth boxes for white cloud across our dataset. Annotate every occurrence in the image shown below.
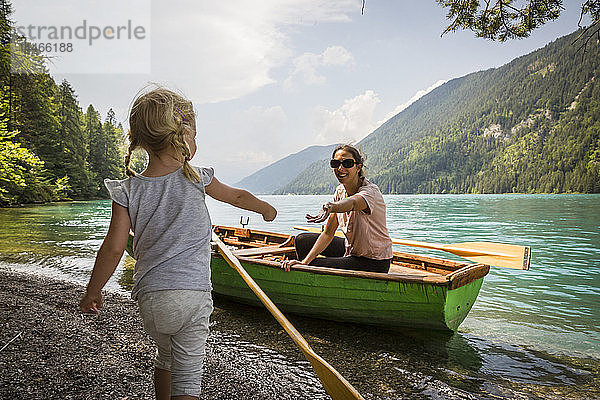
[377,79,447,126]
[312,90,381,144]
[13,0,362,108]
[321,46,354,65]
[284,45,354,90]
[151,1,361,103]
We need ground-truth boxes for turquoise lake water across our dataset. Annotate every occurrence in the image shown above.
[1,194,598,399]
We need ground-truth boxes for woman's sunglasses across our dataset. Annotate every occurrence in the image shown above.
[330,159,356,169]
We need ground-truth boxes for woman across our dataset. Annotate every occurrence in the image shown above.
[282,144,393,273]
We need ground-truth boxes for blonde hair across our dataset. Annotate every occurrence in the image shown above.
[125,87,201,183]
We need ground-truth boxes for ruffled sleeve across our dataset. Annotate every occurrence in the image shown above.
[199,167,214,187]
[104,179,129,208]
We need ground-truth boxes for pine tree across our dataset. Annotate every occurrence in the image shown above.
[88,108,124,196]
[56,79,88,198]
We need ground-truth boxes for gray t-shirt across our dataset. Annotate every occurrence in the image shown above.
[104,166,214,299]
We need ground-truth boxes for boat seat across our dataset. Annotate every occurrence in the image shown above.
[233,246,296,257]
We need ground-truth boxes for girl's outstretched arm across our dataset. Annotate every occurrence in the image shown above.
[205,177,276,221]
[80,202,131,313]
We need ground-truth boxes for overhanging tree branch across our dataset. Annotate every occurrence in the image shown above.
[573,0,600,54]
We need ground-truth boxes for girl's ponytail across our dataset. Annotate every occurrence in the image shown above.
[176,127,201,184]
[171,110,202,183]
[183,161,201,184]
[125,143,137,177]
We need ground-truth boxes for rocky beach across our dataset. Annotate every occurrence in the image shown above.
[0,269,327,400]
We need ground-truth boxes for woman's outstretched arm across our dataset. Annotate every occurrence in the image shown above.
[306,194,368,223]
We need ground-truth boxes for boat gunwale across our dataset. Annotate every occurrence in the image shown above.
[213,253,450,287]
[447,263,490,290]
[212,225,490,289]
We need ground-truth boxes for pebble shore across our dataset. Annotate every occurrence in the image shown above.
[0,269,327,400]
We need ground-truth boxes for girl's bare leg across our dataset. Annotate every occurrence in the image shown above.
[154,367,171,400]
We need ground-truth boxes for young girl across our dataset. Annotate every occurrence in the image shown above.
[79,87,277,400]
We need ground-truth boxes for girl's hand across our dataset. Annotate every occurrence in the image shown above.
[80,291,103,314]
[281,256,305,271]
[262,203,277,222]
[306,202,332,223]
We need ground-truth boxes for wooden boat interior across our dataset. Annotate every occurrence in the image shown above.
[213,225,490,289]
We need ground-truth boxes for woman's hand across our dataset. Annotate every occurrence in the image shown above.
[281,256,306,271]
[306,202,333,223]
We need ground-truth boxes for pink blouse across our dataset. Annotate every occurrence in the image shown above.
[333,179,393,260]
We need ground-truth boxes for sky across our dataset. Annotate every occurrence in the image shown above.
[11,0,592,183]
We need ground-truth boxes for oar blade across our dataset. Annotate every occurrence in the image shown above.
[303,349,364,400]
[293,226,531,270]
[450,242,531,270]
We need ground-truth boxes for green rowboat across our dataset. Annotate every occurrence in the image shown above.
[126,225,489,331]
[209,226,489,332]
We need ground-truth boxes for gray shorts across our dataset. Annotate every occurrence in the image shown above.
[138,289,213,397]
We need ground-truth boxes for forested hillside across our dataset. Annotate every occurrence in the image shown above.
[235,144,339,194]
[0,1,126,205]
[277,30,600,194]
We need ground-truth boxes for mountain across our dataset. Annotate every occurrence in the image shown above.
[235,144,340,194]
[276,30,600,194]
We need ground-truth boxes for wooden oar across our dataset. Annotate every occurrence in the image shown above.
[211,232,364,400]
[293,226,531,270]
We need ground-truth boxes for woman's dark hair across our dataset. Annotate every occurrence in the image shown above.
[332,144,366,178]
